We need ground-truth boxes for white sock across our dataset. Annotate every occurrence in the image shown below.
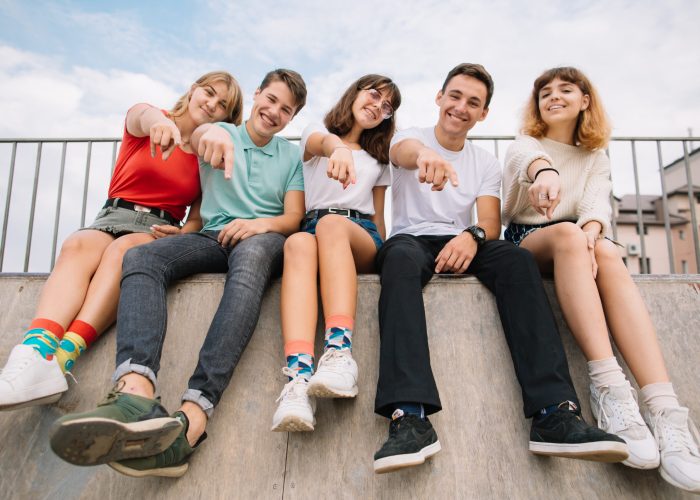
[640,382,680,415]
[587,356,628,389]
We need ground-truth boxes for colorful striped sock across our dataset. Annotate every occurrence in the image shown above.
[22,318,64,360]
[324,315,353,352]
[284,340,315,381]
[55,320,96,373]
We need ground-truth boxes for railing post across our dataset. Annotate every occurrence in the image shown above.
[630,140,648,273]
[80,141,93,228]
[24,142,43,272]
[0,142,18,271]
[656,141,675,273]
[682,141,700,271]
[50,142,68,270]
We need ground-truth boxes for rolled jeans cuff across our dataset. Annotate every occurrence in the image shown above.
[112,359,157,390]
[182,389,214,418]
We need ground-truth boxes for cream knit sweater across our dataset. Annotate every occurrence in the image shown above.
[502,135,613,235]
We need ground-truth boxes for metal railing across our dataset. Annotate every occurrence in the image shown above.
[1,135,698,273]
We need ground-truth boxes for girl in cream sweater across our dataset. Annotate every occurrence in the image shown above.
[503,66,699,493]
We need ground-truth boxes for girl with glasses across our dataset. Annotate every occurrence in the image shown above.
[502,66,699,493]
[272,74,401,432]
[0,71,243,411]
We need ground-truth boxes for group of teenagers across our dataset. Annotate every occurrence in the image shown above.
[0,62,698,492]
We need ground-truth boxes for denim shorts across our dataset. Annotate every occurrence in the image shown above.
[301,215,383,250]
[82,205,174,237]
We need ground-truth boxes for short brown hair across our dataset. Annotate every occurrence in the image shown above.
[522,66,611,150]
[171,71,243,125]
[259,68,307,115]
[441,63,494,108]
[324,74,402,165]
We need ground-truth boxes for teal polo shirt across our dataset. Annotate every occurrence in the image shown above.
[199,122,304,232]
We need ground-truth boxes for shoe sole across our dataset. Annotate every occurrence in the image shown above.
[50,416,183,466]
[307,381,358,399]
[108,461,189,478]
[528,440,629,462]
[659,467,700,493]
[373,440,441,474]
[0,391,64,411]
[271,414,315,432]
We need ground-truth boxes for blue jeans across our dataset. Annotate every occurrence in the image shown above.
[301,216,383,250]
[114,231,285,416]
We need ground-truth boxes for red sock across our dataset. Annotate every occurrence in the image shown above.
[66,320,98,347]
[29,318,65,340]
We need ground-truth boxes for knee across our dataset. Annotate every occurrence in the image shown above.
[121,244,152,274]
[378,243,423,278]
[594,239,622,265]
[102,238,144,266]
[551,222,588,255]
[58,233,91,258]
[315,215,347,242]
[283,233,317,264]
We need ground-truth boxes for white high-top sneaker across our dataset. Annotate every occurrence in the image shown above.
[271,368,316,432]
[645,407,700,493]
[307,349,358,398]
[589,383,659,469]
[0,344,68,410]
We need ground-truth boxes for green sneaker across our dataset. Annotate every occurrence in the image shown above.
[109,411,206,478]
[50,388,183,466]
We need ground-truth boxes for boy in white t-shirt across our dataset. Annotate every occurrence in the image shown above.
[372,63,628,474]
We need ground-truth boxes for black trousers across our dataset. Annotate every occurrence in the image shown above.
[374,234,579,419]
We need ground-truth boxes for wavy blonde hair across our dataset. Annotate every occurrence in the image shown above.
[170,71,244,125]
[522,67,611,150]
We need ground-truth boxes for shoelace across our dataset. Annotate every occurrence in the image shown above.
[318,349,351,368]
[652,409,700,456]
[596,386,644,430]
[276,368,308,403]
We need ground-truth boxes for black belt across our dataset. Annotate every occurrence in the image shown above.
[104,198,179,226]
[305,208,372,221]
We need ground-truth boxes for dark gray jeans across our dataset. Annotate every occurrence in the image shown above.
[114,231,285,416]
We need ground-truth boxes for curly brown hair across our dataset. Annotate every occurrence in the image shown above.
[323,74,401,165]
[522,67,611,150]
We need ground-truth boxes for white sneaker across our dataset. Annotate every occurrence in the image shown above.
[645,407,700,493]
[0,344,68,410]
[271,368,316,432]
[307,349,358,398]
[589,383,660,469]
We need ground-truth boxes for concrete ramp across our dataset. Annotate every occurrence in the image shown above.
[0,274,698,499]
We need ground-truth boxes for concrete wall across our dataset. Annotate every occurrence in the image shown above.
[0,273,699,500]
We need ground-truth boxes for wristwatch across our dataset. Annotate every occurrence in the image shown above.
[464,225,486,246]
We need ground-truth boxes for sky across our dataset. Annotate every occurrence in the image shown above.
[1,0,699,270]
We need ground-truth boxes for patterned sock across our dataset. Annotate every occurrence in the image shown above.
[640,382,680,415]
[55,320,97,373]
[587,356,628,389]
[284,340,314,381]
[323,315,354,352]
[22,318,64,360]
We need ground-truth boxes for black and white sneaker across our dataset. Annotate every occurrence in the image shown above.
[529,401,629,462]
[373,409,441,474]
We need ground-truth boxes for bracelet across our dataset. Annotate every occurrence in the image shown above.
[534,167,559,180]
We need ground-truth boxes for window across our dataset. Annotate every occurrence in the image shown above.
[682,260,688,274]
[644,257,651,274]
[679,230,685,240]
[635,225,648,235]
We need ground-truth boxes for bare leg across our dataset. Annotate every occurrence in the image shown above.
[520,222,614,361]
[34,230,115,328]
[74,232,156,334]
[316,215,377,318]
[594,240,670,387]
[280,233,319,348]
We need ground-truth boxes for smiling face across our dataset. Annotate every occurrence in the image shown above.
[435,74,489,139]
[537,77,590,129]
[351,88,393,130]
[247,80,297,144]
[187,81,231,125]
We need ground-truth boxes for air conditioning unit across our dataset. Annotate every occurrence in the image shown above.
[627,243,640,256]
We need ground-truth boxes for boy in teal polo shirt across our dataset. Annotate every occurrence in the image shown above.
[50,69,307,478]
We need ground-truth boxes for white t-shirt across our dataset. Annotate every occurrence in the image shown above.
[300,123,391,215]
[389,126,502,237]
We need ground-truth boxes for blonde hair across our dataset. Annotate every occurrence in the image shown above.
[522,67,611,150]
[170,71,244,125]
